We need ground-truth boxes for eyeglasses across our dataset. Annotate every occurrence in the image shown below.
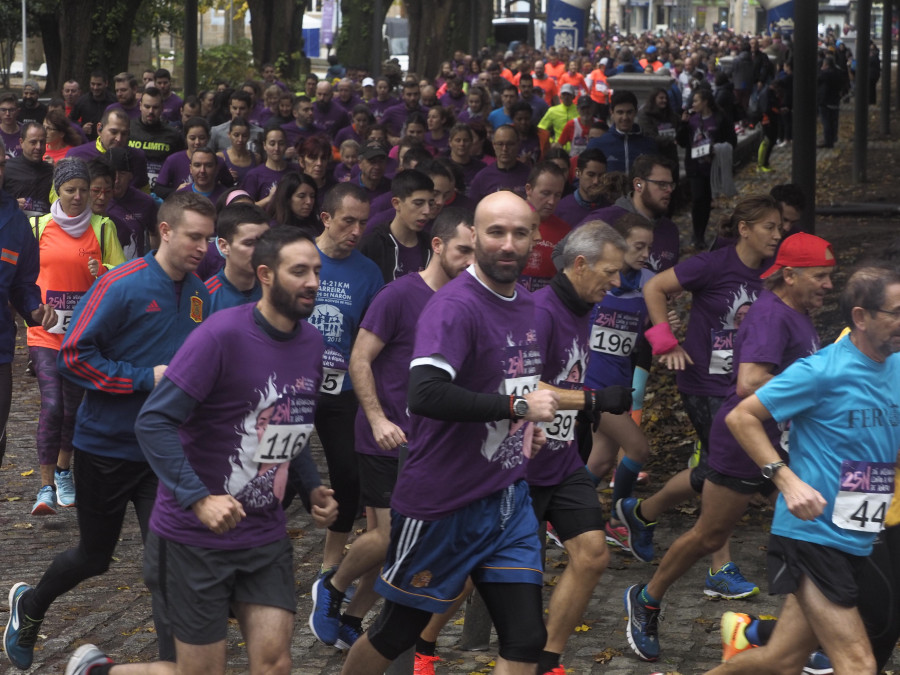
[644,178,677,191]
[0,108,16,115]
[43,126,61,133]
[90,187,113,197]
[871,307,900,319]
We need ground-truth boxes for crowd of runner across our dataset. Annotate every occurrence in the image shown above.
[0,23,895,675]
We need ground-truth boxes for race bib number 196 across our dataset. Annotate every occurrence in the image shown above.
[832,460,894,533]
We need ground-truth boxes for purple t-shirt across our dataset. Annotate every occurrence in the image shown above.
[707,289,819,479]
[312,103,350,140]
[150,303,324,549]
[527,284,589,486]
[107,186,157,259]
[161,93,183,125]
[449,158,487,195]
[243,164,294,201]
[368,97,397,122]
[355,273,433,457]
[392,268,543,520]
[105,102,141,121]
[468,162,531,204]
[396,240,424,278]
[674,245,767,397]
[440,91,467,114]
[1,125,23,157]
[379,103,426,138]
[556,192,598,228]
[280,121,316,149]
[334,124,364,148]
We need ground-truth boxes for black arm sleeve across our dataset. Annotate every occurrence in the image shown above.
[408,364,512,422]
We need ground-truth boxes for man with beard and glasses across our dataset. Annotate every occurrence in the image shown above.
[700,265,900,675]
[310,208,475,659]
[59,226,338,675]
[307,183,383,582]
[469,125,531,205]
[340,191,561,675]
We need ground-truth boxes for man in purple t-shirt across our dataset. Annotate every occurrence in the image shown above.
[622,233,836,664]
[469,125,532,204]
[528,222,631,675]
[62,227,338,675]
[313,81,351,141]
[339,191,560,675]
[309,208,474,653]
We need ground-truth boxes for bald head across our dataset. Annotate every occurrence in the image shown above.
[473,192,538,290]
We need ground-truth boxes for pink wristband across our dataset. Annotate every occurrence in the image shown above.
[645,322,679,355]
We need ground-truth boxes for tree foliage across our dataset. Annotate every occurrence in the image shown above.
[192,38,254,91]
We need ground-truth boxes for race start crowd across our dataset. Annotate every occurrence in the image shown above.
[0,27,897,675]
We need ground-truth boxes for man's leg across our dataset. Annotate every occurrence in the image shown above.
[173,640,226,675]
[342,600,432,675]
[334,507,391,598]
[477,582,546,675]
[545,529,608,653]
[234,602,293,675]
[644,481,753,601]
[705,594,817,674]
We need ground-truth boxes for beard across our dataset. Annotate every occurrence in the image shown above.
[475,238,529,284]
[269,273,316,323]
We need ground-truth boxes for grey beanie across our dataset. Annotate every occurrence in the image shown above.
[53,157,91,194]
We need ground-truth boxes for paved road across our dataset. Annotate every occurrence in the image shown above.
[2,134,898,674]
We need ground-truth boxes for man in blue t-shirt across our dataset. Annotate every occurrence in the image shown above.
[703,266,900,675]
[205,203,270,314]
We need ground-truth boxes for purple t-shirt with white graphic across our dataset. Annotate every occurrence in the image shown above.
[368,97,397,122]
[392,268,543,520]
[468,162,531,204]
[527,284,589,486]
[150,303,324,549]
[355,273,433,457]
[674,245,767,397]
[708,289,820,478]
[312,103,350,140]
[242,164,294,202]
[577,203,679,273]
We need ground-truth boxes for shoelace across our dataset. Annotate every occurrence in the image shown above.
[16,615,42,648]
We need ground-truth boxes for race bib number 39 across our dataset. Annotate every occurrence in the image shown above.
[832,460,895,533]
[543,411,575,442]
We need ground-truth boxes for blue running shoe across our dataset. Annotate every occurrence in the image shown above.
[4,583,43,670]
[616,497,656,563]
[55,469,76,508]
[705,562,760,599]
[309,573,343,646]
[802,650,833,675]
[335,619,362,650]
[31,485,56,516]
[65,643,114,675]
[623,584,660,662]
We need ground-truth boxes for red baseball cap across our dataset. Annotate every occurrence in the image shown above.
[760,232,836,279]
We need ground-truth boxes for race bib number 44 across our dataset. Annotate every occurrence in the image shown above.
[832,460,895,533]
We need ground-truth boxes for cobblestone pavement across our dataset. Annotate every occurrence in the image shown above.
[1,129,898,675]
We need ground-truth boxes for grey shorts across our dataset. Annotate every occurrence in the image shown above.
[144,532,295,645]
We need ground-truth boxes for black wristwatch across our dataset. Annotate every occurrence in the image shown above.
[761,460,786,480]
[512,396,529,420]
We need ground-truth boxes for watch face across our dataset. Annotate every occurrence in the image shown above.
[514,399,528,417]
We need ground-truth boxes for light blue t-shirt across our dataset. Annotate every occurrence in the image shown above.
[487,107,513,131]
[308,248,383,394]
[757,337,900,556]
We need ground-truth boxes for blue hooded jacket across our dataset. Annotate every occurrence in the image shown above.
[0,190,41,363]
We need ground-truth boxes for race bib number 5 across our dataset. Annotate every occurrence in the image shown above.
[46,290,83,335]
[832,460,895,533]
[319,367,346,395]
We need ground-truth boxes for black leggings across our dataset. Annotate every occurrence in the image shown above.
[689,174,713,244]
[22,448,175,660]
[368,582,546,663]
[315,389,361,533]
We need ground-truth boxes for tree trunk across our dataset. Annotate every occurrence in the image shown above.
[406,0,457,80]
[37,12,61,95]
[245,0,306,80]
[336,0,390,71]
[59,0,146,86]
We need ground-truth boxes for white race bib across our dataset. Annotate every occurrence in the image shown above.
[253,423,314,463]
[691,143,711,159]
[319,367,346,395]
[590,325,636,357]
[832,461,895,533]
[709,329,735,375]
[505,376,540,398]
[543,411,576,442]
[45,290,84,335]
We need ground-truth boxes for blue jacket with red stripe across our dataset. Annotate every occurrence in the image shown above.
[204,268,261,314]
[0,191,42,364]
[58,252,210,461]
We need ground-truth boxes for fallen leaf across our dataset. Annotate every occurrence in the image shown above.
[20,469,33,476]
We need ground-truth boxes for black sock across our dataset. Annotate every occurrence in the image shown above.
[56,466,68,473]
[340,613,362,631]
[537,650,561,672]
[416,637,436,656]
[323,576,342,597]
[19,589,42,621]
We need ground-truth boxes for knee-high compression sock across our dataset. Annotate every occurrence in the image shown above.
[612,455,643,506]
